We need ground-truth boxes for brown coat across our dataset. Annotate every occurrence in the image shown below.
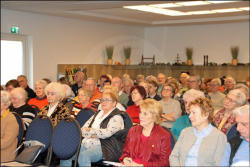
[1,112,19,162]
[39,101,71,127]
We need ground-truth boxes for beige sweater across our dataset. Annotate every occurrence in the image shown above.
[170,126,227,166]
[1,112,19,162]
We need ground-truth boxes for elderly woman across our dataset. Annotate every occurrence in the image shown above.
[120,99,172,166]
[9,87,36,130]
[213,89,246,134]
[160,84,182,129]
[171,89,205,140]
[126,85,147,124]
[1,91,19,162]
[5,79,20,93]
[70,88,94,118]
[38,82,71,127]
[28,80,48,109]
[170,97,227,166]
[60,92,125,166]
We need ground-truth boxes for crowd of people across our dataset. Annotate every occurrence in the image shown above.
[1,71,249,166]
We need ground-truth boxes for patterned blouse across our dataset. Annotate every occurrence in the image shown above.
[81,109,124,149]
[213,108,236,134]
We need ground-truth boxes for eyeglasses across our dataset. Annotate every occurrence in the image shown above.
[47,92,56,96]
[100,98,113,103]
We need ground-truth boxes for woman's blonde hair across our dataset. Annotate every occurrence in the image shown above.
[189,97,214,123]
[103,85,118,99]
[44,82,65,101]
[78,88,93,98]
[140,99,162,124]
[102,91,118,102]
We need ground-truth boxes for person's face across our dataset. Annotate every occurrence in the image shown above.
[139,108,155,127]
[74,72,84,83]
[100,94,116,112]
[236,113,249,141]
[180,73,188,84]
[17,77,28,88]
[78,92,90,105]
[10,93,24,108]
[189,105,208,129]
[123,81,132,94]
[100,77,107,87]
[161,86,173,98]
[157,74,166,85]
[6,85,15,93]
[112,78,122,91]
[35,84,45,98]
[46,89,59,104]
[148,83,157,95]
[225,79,235,90]
[224,94,239,111]
[184,98,194,114]
[188,77,200,90]
[139,82,148,94]
[85,80,96,92]
[131,89,143,104]
[209,81,220,93]
[1,100,8,113]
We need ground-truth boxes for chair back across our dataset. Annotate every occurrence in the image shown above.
[75,108,95,127]
[30,104,40,116]
[226,123,239,141]
[12,112,25,146]
[120,111,133,130]
[51,117,82,167]
[25,115,53,153]
[162,126,176,149]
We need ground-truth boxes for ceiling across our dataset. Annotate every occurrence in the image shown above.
[1,1,249,26]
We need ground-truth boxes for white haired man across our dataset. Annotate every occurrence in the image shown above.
[220,104,249,166]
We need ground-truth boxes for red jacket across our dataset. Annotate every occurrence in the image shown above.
[126,104,140,124]
[120,124,172,167]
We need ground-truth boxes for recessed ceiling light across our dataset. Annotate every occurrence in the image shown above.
[207,1,237,4]
[176,1,210,6]
[149,3,182,8]
[188,10,216,15]
[213,8,242,13]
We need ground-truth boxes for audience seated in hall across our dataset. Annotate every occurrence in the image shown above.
[126,85,146,124]
[1,91,19,162]
[208,78,226,111]
[28,79,48,109]
[220,104,249,166]
[71,71,86,96]
[60,92,127,166]
[9,87,36,130]
[17,75,36,99]
[160,83,182,129]
[213,89,246,134]
[171,89,205,140]
[38,82,71,127]
[170,97,227,166]
[5,79,20,93]
[120,99,172,167]
[112,76,129,107]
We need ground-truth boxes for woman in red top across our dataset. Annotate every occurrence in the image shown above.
[120,99,172,167]
[28,79,48,109]
[126,85,146,124]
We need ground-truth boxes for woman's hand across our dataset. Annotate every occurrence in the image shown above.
[123,157,143,167]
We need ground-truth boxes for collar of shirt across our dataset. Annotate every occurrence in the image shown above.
[119,91,123,96]
[193,123,213,138]
[47,102,59,117]
[91,107,116,128]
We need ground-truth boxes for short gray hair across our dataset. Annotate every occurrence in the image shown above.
[10,87,28,102]
[233,104,249,116]
[235,83,249,99]
[35,79,48,88]
[45,82,65,101]
[1,90,11,107]
[228,89,247,105]
[211,78,221,86]
[62,84,74,98]
[183,89,205,102]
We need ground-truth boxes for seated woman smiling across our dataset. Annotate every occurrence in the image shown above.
[120,99,172,167]
[170,97,227,166]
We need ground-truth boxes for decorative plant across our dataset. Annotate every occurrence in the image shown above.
[231,46,239,59]
[186,47,193,60]
[123,47,131,59]
[106,46,114,59]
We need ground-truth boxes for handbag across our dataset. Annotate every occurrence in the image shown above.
[15,140,45,164]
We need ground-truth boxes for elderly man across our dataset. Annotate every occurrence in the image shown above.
[17,75,36,99]
[112,76,129,107]
[157,73,166,95]
[220,104,249,166]
[208,78,226,111]
[224,76,236,95]
[71,71,86,96]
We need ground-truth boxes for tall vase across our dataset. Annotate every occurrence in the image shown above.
[187,59,193,66]
[125,58,130,65]
[107,59,113,65]
[232,59,238,66]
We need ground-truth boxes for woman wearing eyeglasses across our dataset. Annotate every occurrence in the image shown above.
[60,91,126,166]
[213,89,246,134]
[170,97,227,166]
[38,82,71,127]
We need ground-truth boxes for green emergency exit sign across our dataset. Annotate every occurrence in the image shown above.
[11,26,20,34]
